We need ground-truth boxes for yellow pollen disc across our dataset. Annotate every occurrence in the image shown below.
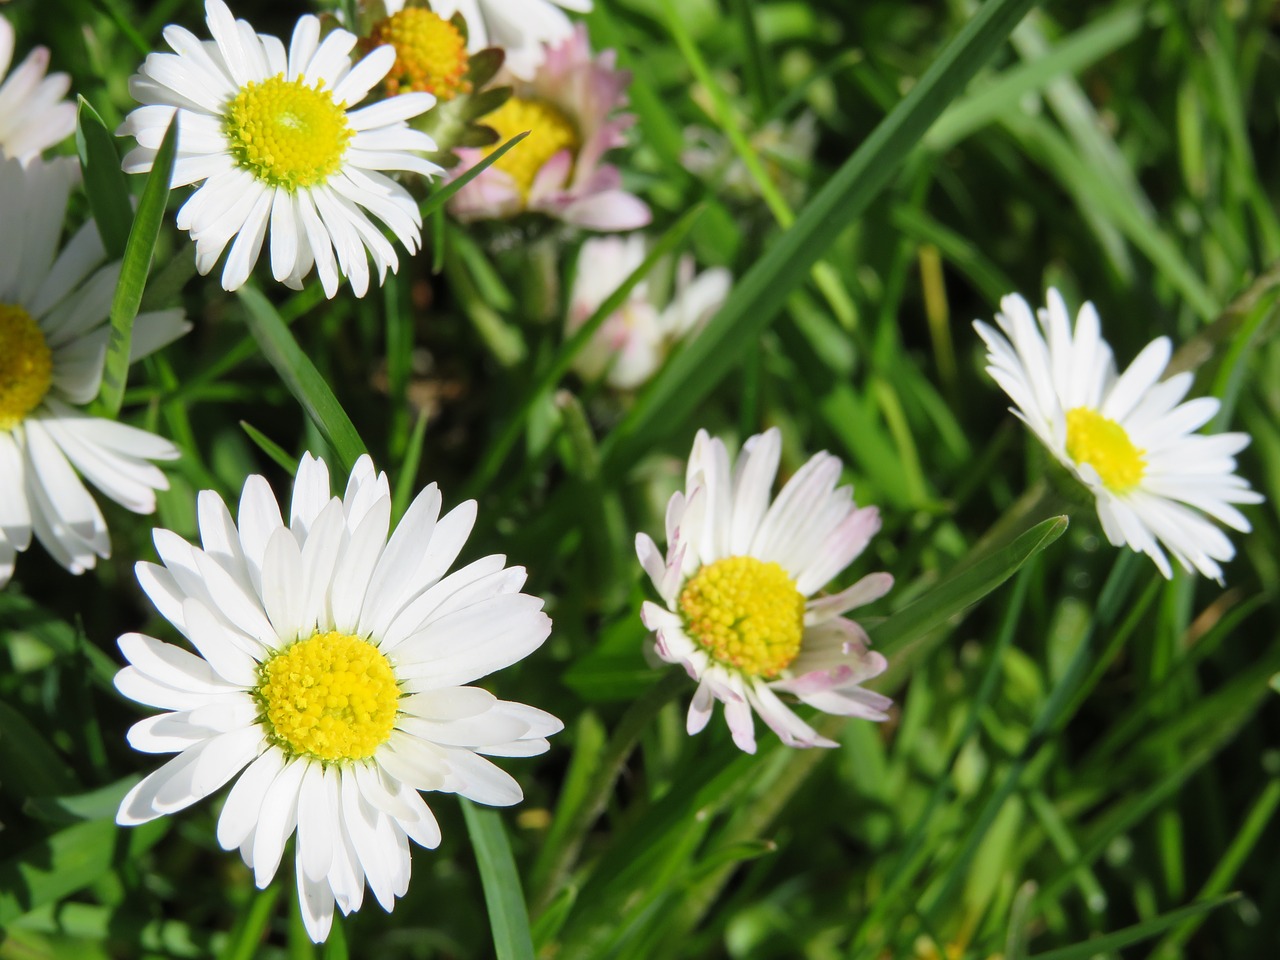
[224,74,353,191]
[677,556,806,679]
[0,304,53,432]
[370,8,471,100]
[481,96,579,198]
[257,631,399,762]
[1065,407,1146,492]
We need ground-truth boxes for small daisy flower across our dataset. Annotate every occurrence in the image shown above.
[120,0,443,298]
[975,288,1264,581]
[636,428,893,754]
[367,4,473,101]
[0,14,76,160]
[448,24,649,230]
[114,452,560,943]
[381,0,591,80]
[568,234,730,390]
[0,156,188,587]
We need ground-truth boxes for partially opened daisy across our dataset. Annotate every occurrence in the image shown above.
[636,428,892,754]
[120,0,443,298]
[0,156,187,588]
[114,453,559,942]
[448,25,649,230]
[975,288,1263,581]
[0,14,76,160]
[380,0,592,80]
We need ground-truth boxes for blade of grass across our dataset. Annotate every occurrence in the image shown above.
[75,97,132,259]
[603,0,1043,472]
[240,421,300,474]
[462,801,536,960]
[98,115,177,418]
[419,132,528,221]
[238,286,368,473]
[1026,895,1239,960]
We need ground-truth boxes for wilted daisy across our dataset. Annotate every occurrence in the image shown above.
[0,14,76,160]
[120,0,442,298]
[637,428,892,753]
[0,156,187,588]
[115,453,560,942]
[568,234,730,390]
[448,25,649,230]
[381,0,591,80]
[975,288,1263,581]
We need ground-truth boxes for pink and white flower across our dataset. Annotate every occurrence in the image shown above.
[448,25,649,230]
[636,428,892,754]
[568,234,730,389]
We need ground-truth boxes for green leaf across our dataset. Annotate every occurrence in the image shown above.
[462,801,536,960]
[240,421,300,474]
[0,700,78,798]
[98,114,178,418]
[602,0,1043,471]
[1026,895,1239,960]
[75,97,133,258]
[218,886,281,960]
[23,777,138,825]
[0,819,167,927]
[238,285,368,473]
[871,516,1069,654]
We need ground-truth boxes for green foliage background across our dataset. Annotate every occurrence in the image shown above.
[1,0,1279,957]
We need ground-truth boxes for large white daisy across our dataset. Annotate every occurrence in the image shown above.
[0,156,188,587]
[120,0,443,298]
[636,428,893,754]
[0,14,76,160]
[383,0,592,80]
[114,453,560,943]
[975,288,1263,581]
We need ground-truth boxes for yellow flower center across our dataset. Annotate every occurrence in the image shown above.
[0,304,53,432]
[1065,407,1146,492]
[677,556,806,679]
[369,7,471,100]
[257,631,399,762]
[482,96,579,198]
[224,74,353,191]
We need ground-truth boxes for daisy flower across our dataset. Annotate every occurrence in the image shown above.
[114,452,560,943]
[636,428,893,754]
[0,156,188,587]
[0,14,76,160]
[568,234,730,390]
[119,0,443,298]
[381,0,592,80]
[975,288,1263,581]
[448,24,649,230]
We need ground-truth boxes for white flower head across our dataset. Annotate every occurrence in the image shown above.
[637,428,893,754]
[383,0,592,80]
[0,14,76,160]
[975,288,1264,581]
[120,0,444,299]
[114,453,560,943]
[0,156,188,587]
[568,234,730,390]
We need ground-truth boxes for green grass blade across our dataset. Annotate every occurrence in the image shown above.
[462,801,536,960]
[1026,895,1239,960]
[871,515,1068,655]
[238,286,368,473]
[75,97,132,259]
[420,131,528,221]
[98,115,177,418]
[603,0,1043,470]
[240,421,300,474]
[218,886,281,960]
